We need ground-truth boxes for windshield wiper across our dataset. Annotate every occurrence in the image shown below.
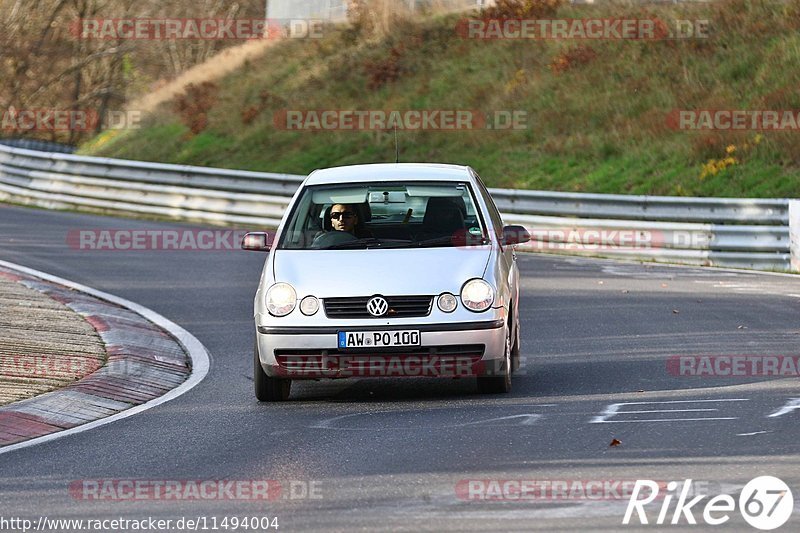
[324,238,381,249]
[325,238,412,250]
[413,235,490,247]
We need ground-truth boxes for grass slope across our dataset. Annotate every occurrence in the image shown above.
[81,0,800,197]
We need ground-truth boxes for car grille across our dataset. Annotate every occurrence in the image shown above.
[323,295,433,318]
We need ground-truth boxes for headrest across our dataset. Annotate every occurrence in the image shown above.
[423,197,465,233]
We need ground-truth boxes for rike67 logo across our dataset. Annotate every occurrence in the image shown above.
[623,477,793,530]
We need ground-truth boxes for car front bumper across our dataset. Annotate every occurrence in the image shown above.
[255,319,507,379]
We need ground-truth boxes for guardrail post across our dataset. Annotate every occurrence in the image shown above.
[791,200,800,272]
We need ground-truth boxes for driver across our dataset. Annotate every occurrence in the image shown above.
[329,204,358,234]
[310,203,372,247]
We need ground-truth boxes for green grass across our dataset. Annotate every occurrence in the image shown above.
[80,0,800,197]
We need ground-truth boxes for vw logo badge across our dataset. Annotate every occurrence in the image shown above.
[366,296,389,317]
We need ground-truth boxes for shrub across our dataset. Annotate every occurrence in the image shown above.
[550,45,597,75]
[364,44,406,90]
[484,0,565,18]
[173,82,218,134]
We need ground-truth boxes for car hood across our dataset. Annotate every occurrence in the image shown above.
[272,247,491,297]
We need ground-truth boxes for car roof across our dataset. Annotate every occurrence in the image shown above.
[304,163,474,186]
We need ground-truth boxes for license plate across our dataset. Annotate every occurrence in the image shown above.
[338,330,421,348]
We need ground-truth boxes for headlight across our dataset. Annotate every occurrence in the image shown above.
[299,295,320,316]
[437,293,457,313]
[266,283,297,317]
[461,279,494,312]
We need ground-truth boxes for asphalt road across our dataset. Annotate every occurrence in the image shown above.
[1,203,799,532]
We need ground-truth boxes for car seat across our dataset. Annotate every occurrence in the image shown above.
[417,197,465,240]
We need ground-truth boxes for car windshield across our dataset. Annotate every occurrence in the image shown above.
[277,181,489,250]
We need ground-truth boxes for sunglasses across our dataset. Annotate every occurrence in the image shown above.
[330,211,355,220]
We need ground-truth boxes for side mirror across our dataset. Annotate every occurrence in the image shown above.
[241,232,272,252]
[502,225,531,246]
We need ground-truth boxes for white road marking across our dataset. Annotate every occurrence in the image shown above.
[311,412,371,430]
[694,279,800,298]
[0,260,211,456]
[455,414,543,427]
[767,398,800,418]
[619,409,717,414]
[311,405,557,430]
[600,264,737,279]
[596,418,738,423]
[590,399,749,424]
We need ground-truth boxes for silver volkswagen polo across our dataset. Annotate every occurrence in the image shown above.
[242,163,530,401]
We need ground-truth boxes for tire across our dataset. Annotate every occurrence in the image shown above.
[477,327,512,394]
[511,310,521,373]
[254,339,291,402]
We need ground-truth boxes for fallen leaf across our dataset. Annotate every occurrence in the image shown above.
[609,438,622,447]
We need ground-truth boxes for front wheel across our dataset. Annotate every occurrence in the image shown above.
[511,310,521,373]
[254,339,291,401]
[477,328,512,394]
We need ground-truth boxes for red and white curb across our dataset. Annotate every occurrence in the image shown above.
[0,260,210,454]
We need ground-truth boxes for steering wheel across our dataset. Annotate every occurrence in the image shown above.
[311,231,358,248]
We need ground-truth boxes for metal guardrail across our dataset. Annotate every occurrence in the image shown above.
[0,138,75,154]
[0,144,302,226]
[0,143,794,271]
[490,188,787,225]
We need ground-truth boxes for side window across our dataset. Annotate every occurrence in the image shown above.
[282,193,313,248]
[474,173,504,241]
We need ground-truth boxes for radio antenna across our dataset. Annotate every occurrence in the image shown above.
[394,124,400,163]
